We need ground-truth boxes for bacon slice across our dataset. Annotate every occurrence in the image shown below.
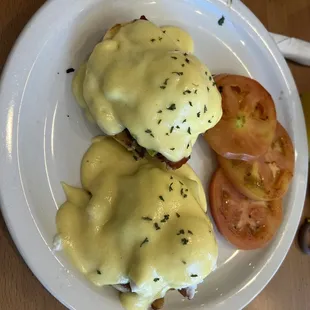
[113,130,189,169]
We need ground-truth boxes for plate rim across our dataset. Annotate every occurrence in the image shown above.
[0,0,308,309]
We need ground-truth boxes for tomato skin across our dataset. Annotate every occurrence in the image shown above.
[209,169,283,250]
[218,122,295,201]
[204,74,277,160]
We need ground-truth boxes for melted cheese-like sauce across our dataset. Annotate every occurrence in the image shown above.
[72,19,222,162]
[56,137,218,310]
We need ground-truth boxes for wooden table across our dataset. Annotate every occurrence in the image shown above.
[0,0,309,309]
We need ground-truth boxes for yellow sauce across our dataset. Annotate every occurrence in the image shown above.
[56,137,218,310]
[72,19,222,162]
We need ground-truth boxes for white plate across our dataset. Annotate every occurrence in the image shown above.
[0,0,308,309]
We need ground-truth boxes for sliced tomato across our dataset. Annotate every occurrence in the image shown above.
[209,169,283,250]
[218,122,295,201]
[204,74,277,160]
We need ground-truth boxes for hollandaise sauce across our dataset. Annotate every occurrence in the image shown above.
[72,19,222,162]
[56,137,218,310]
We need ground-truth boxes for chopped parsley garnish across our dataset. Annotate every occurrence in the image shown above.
[188,101,193,107]
[162,30,166,34]
[183,53,188,56]
[182,119,187,123]
[194,89,198,94]
[140,237,149,247]
[208,120,212,123]
[96,270,101,275]
[190,274,198,278]
[145,129,155,138]
[218,15,225,26]
[181,238,189,245]
[176,212,181,218]
[158,119,162,125]
[187,143,190,149]
[170,176,173,180]
[154,278,160,282]
[158,37,163,41]
[182,260,187,265]
[182,64,185,67]
[183,194,188,198]
[213,81,216,86]
[169,183,173,192]
[166,133,169,136]
[187,127,191,135]
[209,76,212,81]
[171,56,178,60]
[172,71,183,76]
[142,216,152,221]
[197,112,201,118]
[150,38,156,42]
[181,188,184,196]
[185,58,190,64]
[179,181,184,185]
[159,195,165,202]
[204,105,207,113]
[183,90,191,95]
[66,68,75,74]
[205,71,208,76]
[163,78,169,85]
[167,103,176,111]
[170,147,175,151]
[207,86,210,92]
[160,86,166,89]
[160,214,170,223]
[176,125,180,129]
[188,230,193,235]
[154,223,160,230]
[157,110,163,113]
[170,126,174,133]
[177,229,185,235]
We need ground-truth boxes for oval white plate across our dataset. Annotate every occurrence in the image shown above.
[0,0,308,309]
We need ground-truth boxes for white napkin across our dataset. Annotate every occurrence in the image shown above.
[270,33,310,66]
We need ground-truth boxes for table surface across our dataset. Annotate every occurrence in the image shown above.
[0,0,310,309]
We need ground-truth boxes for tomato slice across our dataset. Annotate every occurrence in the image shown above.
[204,74,277,160]
[218,122,295,201]
[209,169,283,250]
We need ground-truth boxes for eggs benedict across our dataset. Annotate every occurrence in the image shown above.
[72,16,222,169]
[56,137,218,310]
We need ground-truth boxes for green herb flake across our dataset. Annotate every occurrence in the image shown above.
[183,90,191,95]
[188,230,193,235]
[182,64,185,67]
[182,260,187,264]
[204,105,207,113]
[158,119,162,125]
[187,144,190,149]
[170,176,173,180]
[183,194,188,198]
[185,58,190,64]
[145,129,152,134]
[167,103,176,111]
[205,71,208,76]
[213,81,216,86]
[158,37,163,41]
[181,238,189,245]
[208,120,212,124]
[166,133,169,136]
[170,126,174,133]
[169,183,173,192]
[182,119,187,123]
[170,147,175,151]
[159,195,165,202]
[176,125,180,129]
[177,229,185,235]
[163,30,166,34]
[171,56,178,60]
[179,181,184,185]
[172,71,183,76]
[209,76,212,81]
[183,53,188,56]
[197,112,200,118]
[140,237,149,247]
[207,86,210,92]
[150,38,156,42]
[163,78,169,85]
[142,216,152,221]
[190,274,198,278]
[154,223,160,230]
[218,15,225,26]
[160,86,166,89]
[176,212,181,218]
[154,278,160,282]
[194,89,198,94]
[157,110,163,113]
[187,127,191,135]
[97,270,101,275]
